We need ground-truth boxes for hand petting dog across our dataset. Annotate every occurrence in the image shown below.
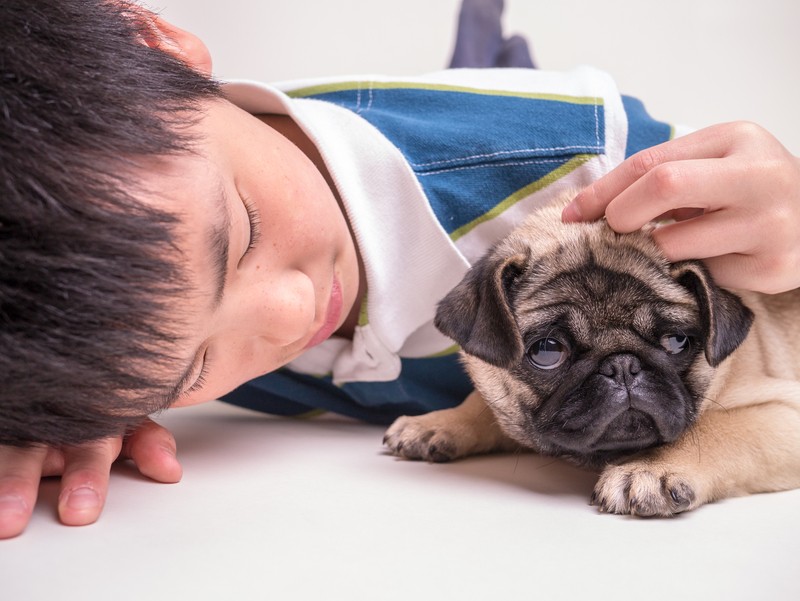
[386,192,800,516]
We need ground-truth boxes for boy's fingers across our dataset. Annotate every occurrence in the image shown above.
[564,125,735,222]
[0,445,47,539]
[121,418,183,484]
[41,447,66,477]
[650,208,753,263]
[57,437,122,527]
[0,422,182,537]
[699,253,792,295]
[601,158,745,233]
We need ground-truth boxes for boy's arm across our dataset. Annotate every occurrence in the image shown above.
[0,418,182,539]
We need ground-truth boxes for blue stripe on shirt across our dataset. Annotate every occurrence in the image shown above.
[306,85,605,235]
[221,353,472,424]
[622,95,673,158]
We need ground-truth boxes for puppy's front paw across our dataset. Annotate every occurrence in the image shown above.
[384,392,520,463]
[383,414,465,463]
[593,462,698,517]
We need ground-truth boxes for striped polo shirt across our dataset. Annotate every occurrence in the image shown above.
[220,67,678,422]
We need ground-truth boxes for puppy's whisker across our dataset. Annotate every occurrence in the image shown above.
[686,426,702,463]
[699,395,730,414]
[484,393,510,407]
[472,392,510,424]
[533,457,562,471]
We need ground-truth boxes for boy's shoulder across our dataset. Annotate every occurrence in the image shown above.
[277,65,621,102]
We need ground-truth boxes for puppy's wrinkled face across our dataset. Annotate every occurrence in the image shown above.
[436,202,753,467]
[501,256,705,465]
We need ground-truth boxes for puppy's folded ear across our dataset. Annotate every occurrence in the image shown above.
[435,250,528,367]
[670,261,754,367]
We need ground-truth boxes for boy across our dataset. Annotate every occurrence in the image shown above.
[2,0,798,540]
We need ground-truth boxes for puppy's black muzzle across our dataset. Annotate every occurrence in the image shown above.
[537,353,694,460]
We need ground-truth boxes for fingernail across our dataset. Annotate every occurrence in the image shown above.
[561,200,583,222]
[562,200,582,222]
[0,494,27,516]
[64,487,100,511]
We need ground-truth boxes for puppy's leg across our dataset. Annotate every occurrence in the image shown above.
[384,390,521,462]
[594,400,800,516]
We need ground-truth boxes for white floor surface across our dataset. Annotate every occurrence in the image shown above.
[3,2,799,599]
[3,401,799,600]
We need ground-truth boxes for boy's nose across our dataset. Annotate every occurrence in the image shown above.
[247,271,316,347]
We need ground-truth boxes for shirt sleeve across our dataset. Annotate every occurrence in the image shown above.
[621,95,676,158]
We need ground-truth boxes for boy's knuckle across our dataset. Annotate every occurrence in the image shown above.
[648,163,682,198]
[753,250,799,294]
[729,120,765,142]
[755,196,797,239]
[63,467,107,485]
[0,474,37,495]
[764,157,800,195]
[629,148,665,179]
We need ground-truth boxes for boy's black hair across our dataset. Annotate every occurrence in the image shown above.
[0,0,222,446]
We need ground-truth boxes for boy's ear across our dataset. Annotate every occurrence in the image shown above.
[136,12,212,76]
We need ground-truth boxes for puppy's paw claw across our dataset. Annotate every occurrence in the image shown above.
[383,415,463,463]
[427,441,458,463]
[593,463,698,517]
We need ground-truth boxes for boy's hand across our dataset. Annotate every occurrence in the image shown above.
[0,418,181,539]
[563,122,800,294]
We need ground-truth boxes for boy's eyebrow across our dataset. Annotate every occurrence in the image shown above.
[163,180,229,404]
[208,180,230,311]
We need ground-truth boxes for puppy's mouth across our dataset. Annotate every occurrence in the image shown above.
[547,401,665,456]
[532,366,695,461]
[590,408,659,452]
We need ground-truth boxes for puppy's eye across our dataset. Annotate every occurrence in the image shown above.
[527,338,568,370]
[660,334,689,355]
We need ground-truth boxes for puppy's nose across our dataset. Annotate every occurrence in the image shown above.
[598,353,641,387]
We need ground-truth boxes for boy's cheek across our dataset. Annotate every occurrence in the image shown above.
[171,393,216,408]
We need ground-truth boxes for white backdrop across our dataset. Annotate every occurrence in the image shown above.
[4,3,799,600]
[153,0,800,153]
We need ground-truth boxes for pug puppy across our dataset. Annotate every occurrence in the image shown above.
[384,194,800,516]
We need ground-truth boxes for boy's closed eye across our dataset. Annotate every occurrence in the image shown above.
[165,343,210,404]
[175,180,264,401]
[183,347,211,396]
[240,194,261,262]
[178,188,259,400]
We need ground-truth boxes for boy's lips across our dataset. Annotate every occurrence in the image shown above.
[304,276,343,349]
